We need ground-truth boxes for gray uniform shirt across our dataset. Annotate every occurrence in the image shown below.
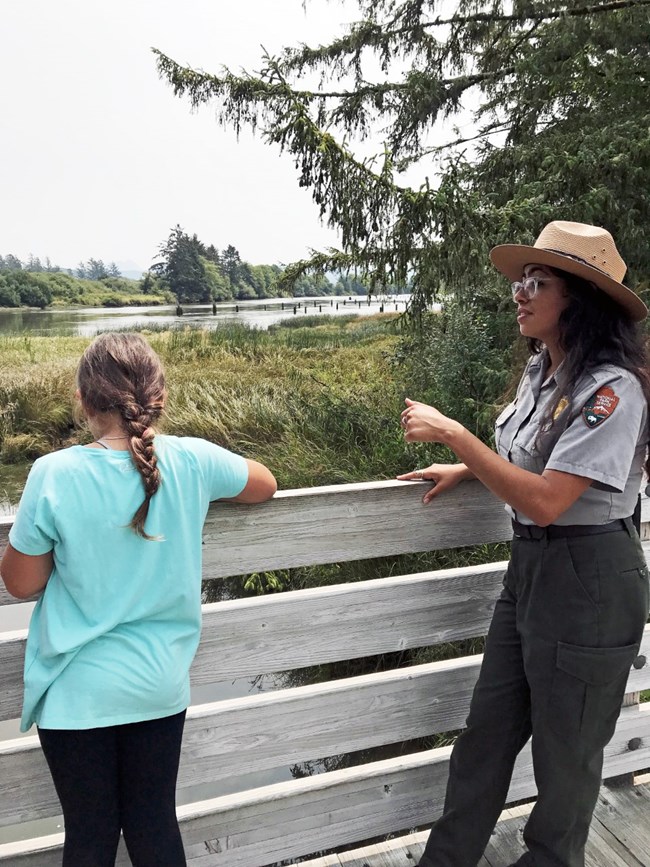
[494,351,648,525]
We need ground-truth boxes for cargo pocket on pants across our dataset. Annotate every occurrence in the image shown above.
[547,641,639,743]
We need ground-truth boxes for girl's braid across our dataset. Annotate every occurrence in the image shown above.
[77,333,166,540]
[121,398,164,538]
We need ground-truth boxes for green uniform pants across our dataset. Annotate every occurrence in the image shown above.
[419,520,649,867]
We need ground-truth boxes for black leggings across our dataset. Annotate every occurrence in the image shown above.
[38,711,187,867]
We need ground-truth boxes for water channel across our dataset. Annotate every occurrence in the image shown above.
[0,294,409,337]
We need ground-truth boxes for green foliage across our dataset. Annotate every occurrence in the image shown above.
[0,267,172,310]
[152,225,213,303]
[0,254,24,272]
[394,294,516,441]
[0,281,19,307]
[154,0,650,310]
[77,258,112,280]
[0,271,53,308]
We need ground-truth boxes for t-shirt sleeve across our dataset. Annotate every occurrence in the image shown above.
[8,459,57,555]
[185,438,249,501]
[545,374,646,492]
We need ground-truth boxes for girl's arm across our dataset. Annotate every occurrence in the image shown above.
[1,545,53,599]
[229,459,277,504]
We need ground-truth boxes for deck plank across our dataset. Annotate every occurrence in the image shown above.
[481,803,531,866]
[587,815,644,867]
[593,783,650,866]
[299,783,650,867]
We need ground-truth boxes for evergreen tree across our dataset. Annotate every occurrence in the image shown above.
[204,244,221,266]
[220,244,244,285]
[152,225,213,302]
[2,254,23,272]
[108,262,121,278]
[140,271,156,295]
[26,255,44,273]
[154,0,650,314]
[86,259,110,280]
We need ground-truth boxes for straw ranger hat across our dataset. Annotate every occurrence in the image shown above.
[490,220,647,322]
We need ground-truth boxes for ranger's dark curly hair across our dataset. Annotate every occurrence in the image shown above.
[527,268,650,477]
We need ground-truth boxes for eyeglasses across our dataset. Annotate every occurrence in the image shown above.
[511,276,548,301]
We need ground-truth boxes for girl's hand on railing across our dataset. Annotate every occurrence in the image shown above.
[396,463,472,504]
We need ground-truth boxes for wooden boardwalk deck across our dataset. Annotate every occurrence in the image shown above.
[300,777,650,867]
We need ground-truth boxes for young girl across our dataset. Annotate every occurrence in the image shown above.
[399,221,650,867]
[1,332,277,867]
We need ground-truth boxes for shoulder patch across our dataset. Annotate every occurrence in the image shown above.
[582,386,619,428]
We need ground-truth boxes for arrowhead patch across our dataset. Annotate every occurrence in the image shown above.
[582,386,619,428]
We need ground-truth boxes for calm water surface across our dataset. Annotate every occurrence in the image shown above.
[0,295,410,336]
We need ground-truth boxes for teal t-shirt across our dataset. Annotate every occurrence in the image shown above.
[9,435,248,732]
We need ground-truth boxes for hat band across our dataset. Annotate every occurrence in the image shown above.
[542,248,613,279]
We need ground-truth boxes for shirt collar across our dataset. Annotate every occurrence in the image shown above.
[528,349,564,388]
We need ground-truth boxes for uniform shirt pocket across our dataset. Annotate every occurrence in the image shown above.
[495,402,517,427]
[494,402,517,457]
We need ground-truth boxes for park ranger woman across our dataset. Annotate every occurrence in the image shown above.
[398,221,650,867]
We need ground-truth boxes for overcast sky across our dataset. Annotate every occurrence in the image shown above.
[1,0,371,273]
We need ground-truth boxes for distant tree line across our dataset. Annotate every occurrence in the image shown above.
[0,254,122,280]
[149,225,373,303]
[0,254,132,309]
[0,233,381,309]
[75,259,122,280]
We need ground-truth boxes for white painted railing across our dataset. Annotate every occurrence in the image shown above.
[1,481,649,866]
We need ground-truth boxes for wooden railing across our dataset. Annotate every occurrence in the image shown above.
[1,480,649,866]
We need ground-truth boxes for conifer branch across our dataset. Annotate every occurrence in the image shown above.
[418,0,650,29]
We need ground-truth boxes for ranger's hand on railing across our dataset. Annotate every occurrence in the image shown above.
[396,463,474,504]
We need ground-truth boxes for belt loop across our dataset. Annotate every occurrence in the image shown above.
[623,516,636,538]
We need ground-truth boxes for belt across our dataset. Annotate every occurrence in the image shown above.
[511,518,627,540]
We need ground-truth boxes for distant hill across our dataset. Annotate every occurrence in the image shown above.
[115,261,146,280]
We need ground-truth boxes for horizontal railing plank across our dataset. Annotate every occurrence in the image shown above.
[2,703,648,866]
[0,630,28,724]
[2,484,648,607]
[2,485,649,609]
[2,626,649,830]
[191,562,506,683]
[0,479,513,607]
[3,561,650,723]
[0,655,479,828]
[0,562,507,722]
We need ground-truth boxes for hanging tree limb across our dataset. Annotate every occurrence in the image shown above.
[153,0,650,307]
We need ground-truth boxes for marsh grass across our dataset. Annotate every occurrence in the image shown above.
[0,318,421,481]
